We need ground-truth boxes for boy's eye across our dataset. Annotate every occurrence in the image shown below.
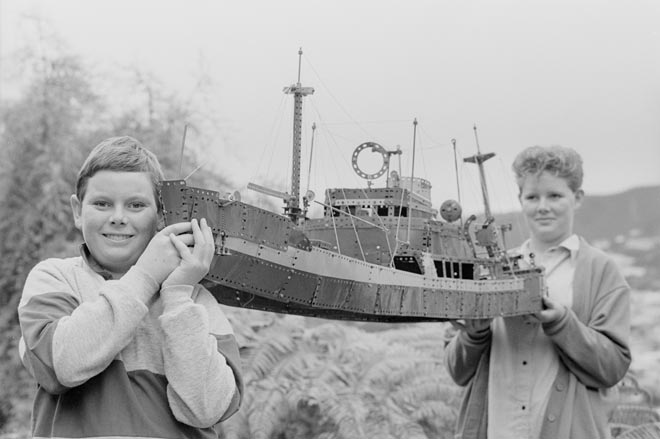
[93,200,110,208]
[128,201,147,209]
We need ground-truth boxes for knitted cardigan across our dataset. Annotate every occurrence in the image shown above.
[445,237,631,439]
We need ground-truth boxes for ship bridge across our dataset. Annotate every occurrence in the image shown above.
[323,175,438,220]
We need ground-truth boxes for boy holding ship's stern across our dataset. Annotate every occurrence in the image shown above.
[18,136,242,439]
[445,145,630,439]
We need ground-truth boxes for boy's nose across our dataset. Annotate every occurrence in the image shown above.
[537,197,550,212]
[110,208,128,225]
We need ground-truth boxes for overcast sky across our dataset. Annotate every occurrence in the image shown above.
[1,0,659,215]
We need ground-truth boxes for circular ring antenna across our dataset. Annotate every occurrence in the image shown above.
[351,142,389,180]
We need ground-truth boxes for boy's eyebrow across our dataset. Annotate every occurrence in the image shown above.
[85,192,155,201]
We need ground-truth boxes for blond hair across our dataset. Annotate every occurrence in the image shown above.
[512,145,583,192]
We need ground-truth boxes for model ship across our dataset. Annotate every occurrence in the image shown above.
[159,50,544,322]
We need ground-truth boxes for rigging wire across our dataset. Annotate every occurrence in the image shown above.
[416,124,428,181]
[305,122,316,194]
[354,185,394,265]
[307,98,355,173]
[319,119,412,126]
[390,183,409,267]
[313,200,388,231]
[303,54,373,139]
[452,138,462,207]
[327,200,342,254]
[250,93,288,185]
[407,119,418,244]
[178,124,188,178]
[340,188,367,262]
[495,154,528,250]
[454,144,485,216]
[302,98,377,260]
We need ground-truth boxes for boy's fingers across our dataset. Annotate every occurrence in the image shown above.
[450,320,466,332]
[191,218,205,243]
[201,218,214,242]
[160,222,193,236]
[176,233,194,247]
[191,218,215,259]
[169,234,191,256]
[199,218,215,250]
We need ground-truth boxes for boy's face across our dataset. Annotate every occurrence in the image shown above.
[71,171,159,277]
[518,171,583,251]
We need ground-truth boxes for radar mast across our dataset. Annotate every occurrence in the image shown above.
[283,48,314,223]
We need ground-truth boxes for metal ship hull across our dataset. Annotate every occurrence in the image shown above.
[160,180,544,322]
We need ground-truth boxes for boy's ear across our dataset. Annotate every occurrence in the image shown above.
[574,189,585,209]
[70,194,83,230]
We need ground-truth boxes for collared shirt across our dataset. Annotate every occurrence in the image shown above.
[487,234,580,439]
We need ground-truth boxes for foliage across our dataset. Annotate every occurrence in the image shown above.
[0,20,229,433]
[217,312,460,439]
[0,30,102,432]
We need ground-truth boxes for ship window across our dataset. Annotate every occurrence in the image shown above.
[461,263,474,279]
[377,206,389,216]
[434,261,475,279]
[393,256,422,274]
[394,206,408,217]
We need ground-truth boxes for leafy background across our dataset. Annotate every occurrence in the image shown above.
[1,21,658,439]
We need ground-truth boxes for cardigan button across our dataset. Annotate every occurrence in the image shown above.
[548,414,557,422]
[556,383,565,391]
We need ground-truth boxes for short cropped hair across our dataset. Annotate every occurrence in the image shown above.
[75,136,165,208]
[512,145,583,193]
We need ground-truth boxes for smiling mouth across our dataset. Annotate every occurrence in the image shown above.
[103,234,134,242]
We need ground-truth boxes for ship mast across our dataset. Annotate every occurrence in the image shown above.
[283,48,314,223]
[464,124,495,220]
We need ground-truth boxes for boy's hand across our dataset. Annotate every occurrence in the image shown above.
[450,318,492,338]
[162,218,215,288]
[534,296,567,324]
[135,222,194,284]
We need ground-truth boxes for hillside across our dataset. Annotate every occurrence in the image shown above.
[489,185,660,248]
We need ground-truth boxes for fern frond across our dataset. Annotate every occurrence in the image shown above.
[245,387,289,439]
[390,420,428,439]
[411,400,456,422]
[320,393,370,438]
[247,328,301,380]
[388,359,445,385]
[392,380,459,407]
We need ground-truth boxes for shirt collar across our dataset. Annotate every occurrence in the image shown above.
[520,234,580,261]
[79,243,114,280]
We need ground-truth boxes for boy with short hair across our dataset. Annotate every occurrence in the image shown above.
[18,136,242,439]
[445,145,630,439]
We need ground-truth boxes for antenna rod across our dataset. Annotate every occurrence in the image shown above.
[407,118,418,241]
[297,47,303,85]
[464,124,495,219]
[473,123,482,154]
[452,138,461,206]
[178,124,188,178]
[306,122,316,193]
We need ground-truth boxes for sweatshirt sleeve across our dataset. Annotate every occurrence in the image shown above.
[543,257,631,388]
[444,326,492,387]
[18,260,159,393]
[159,285,243,427]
